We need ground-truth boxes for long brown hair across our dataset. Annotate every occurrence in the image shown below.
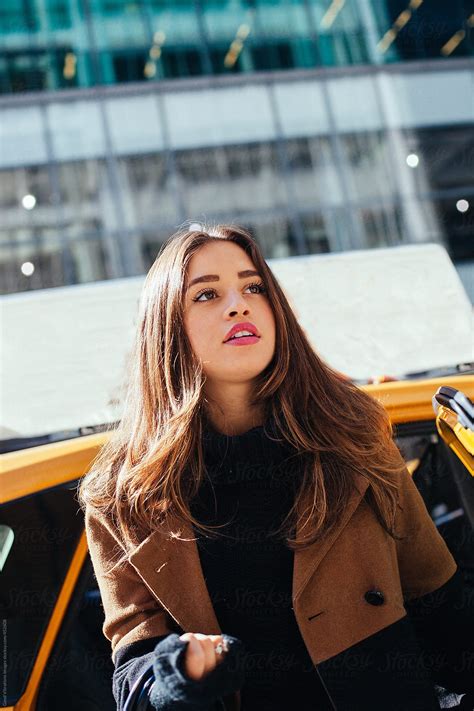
[77,222,406,559]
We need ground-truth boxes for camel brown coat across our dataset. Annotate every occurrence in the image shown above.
[85,447,457,711]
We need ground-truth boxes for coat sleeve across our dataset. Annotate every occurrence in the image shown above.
[405,566,474,699]
[84,505,176,663]
[111,635,166,709]
[390,442,458,601]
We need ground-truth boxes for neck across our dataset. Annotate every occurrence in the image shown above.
[203,382,265,436]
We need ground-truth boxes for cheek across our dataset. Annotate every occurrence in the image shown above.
[263,307,276,342]
[185,315,213,356]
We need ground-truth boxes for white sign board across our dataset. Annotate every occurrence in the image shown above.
[1,243,472,438]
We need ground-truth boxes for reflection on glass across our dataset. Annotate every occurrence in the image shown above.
[47,101,106,161]
[419,197,473,262]
[244,215,292,258]
[300,213,330,254]
[56,160,106,224]
[401,126,474,194]
[308,0,370,66]
[285,136,341,208]
[174,142,288,216]
[0,166,52,214]
[2,0,471,93]
[340,131,395,202]
[0,227,107,294]
[358,203,404,249]
[117,153,179,228]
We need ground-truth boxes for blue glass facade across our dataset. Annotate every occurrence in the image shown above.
[1,1,472,92]
[0,2,473,295]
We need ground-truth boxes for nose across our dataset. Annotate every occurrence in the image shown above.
[225,290,250,318]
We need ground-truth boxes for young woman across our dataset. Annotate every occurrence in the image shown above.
[78,223,474,711]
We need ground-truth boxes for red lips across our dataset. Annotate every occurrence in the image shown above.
[223,321,260,342]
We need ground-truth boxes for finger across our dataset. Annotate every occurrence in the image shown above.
[193,634,219,674]
[180,633,221,643]
[179,633,205,680]
[180,632,217,641]
[180,633,226,664]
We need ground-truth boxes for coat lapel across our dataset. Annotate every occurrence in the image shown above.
[292,470,370,601]
[128,470,370,632]
[129,514,223,635]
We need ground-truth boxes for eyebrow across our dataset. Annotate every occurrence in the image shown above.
[186,269,261,291]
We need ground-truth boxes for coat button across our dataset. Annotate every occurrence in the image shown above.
[364,590,385,606]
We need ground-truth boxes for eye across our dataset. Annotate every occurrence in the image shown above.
[192,281,266,302]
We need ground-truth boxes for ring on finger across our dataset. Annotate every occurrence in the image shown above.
[215,638,228,656]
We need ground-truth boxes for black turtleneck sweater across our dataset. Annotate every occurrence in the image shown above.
[190,417,330,710]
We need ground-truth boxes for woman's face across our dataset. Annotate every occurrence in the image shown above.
[183,240,276,385]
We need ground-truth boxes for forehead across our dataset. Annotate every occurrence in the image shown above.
[187,240,254,273]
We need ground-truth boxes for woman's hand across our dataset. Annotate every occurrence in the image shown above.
[179,632,228,681]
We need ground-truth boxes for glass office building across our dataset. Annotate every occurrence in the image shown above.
[0,0,473,294]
